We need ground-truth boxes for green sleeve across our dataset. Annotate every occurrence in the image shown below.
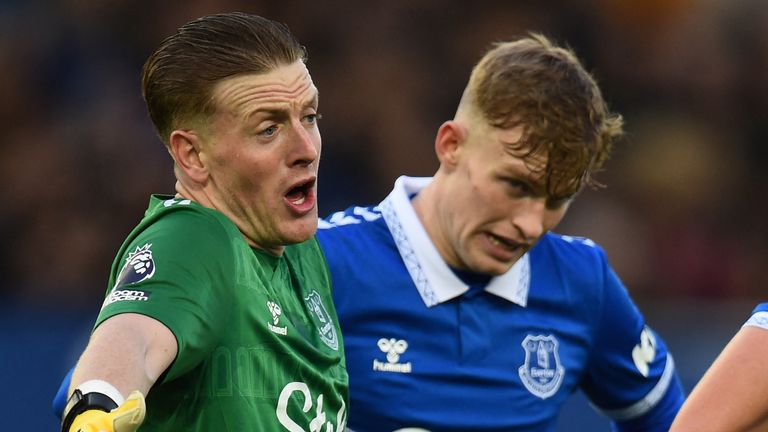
[95,208,236,382]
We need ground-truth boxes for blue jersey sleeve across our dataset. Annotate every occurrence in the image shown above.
[580,255,684,431]
[53,366,74,419]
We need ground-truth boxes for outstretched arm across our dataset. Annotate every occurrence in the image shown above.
[670,325,768,432]
[70,313,177,397]
[62,313,177,431]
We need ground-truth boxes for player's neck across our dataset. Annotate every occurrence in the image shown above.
[410,181,433,227]
[175,180,208,207]
[411,178,462,268]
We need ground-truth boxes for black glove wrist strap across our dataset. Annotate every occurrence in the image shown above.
[61,389,119,432]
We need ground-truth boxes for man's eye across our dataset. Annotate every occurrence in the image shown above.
[304,113,322,125]
[259,125,278,137]
[507,180,531,193]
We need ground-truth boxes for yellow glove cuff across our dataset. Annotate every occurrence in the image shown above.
[67,391,146,432]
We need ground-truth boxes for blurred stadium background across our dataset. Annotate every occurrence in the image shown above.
[1,0,766,430]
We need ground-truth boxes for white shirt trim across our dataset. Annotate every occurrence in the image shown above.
[595,354,676,421]
[380,175,530,307]
[744,311,768,330]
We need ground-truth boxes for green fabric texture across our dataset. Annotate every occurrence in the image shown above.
[96,195,348,431]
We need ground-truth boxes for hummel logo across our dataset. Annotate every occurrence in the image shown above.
[379,338,408,362]
[268,301,281,324]
[267,300,287,335]
[373,338,412,373]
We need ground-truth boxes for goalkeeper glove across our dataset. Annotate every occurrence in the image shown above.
[62,390,146,432]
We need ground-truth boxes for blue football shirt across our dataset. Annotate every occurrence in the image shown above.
[317,176,684,432]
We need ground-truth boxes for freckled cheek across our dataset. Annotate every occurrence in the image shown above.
[230,164,270,199]
[462,199,502,233]
[473,185,509,213]
[235,182,277,214]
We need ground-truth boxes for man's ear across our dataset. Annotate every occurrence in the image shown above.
[169,130,208,183]
[435,120,466,169]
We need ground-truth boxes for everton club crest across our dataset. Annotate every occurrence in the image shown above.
[518,334,565,399]
[304,290,339,350]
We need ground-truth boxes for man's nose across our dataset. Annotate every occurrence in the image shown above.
[288,121,319,166]
[511,198,546,242]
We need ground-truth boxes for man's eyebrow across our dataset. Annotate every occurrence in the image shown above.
[518,160,548,188]
[243,90,319,121]
[244,106,289,121]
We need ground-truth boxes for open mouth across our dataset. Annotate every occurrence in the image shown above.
[284,177,316,212]
[487,233,522,252]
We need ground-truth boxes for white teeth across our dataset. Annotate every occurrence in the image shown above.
[291,195,306,205]
[489,234,515,251]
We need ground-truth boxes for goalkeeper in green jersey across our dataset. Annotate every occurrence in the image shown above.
[60,12,348,432]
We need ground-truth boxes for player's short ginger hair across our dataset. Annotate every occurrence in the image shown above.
[141,12,307,147]
[463,33,623,197]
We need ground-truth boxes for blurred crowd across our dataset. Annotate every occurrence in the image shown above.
[2,0,766,306]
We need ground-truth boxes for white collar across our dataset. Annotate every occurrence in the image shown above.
[379,175,530,308]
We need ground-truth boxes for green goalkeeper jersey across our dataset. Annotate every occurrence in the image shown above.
[95,195,348,431]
